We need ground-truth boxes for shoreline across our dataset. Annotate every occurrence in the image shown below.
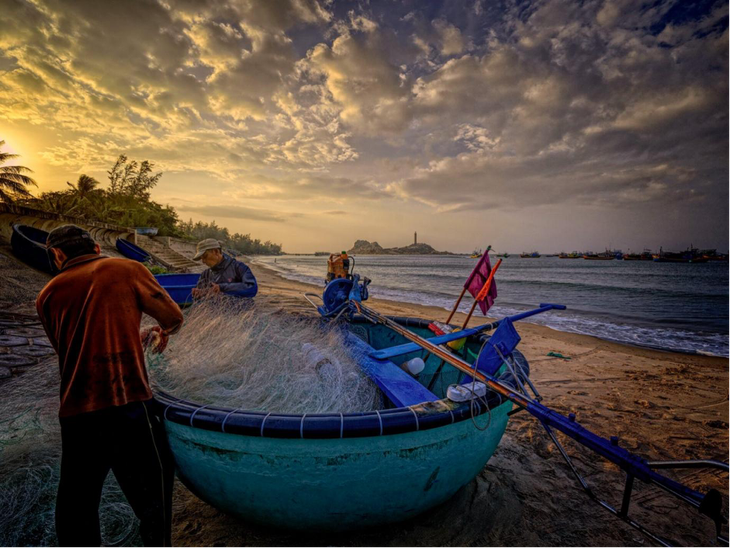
[249,258,728,364]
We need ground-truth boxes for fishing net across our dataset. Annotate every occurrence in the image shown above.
[148,296,382,414]
[0,363,140,546]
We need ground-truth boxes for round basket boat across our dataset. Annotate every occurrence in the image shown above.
[10,224,54,274]
[115,238,151,262]
[155,316,527,531]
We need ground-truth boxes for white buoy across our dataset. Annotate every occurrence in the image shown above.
[400,357,425,376]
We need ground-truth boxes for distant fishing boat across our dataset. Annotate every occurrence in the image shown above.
[470,248,483,258]
[583,250,614,260]
[699,249,728,262]
[558,252,581,259]
[519,251,540,258]
[156,276,728,541]
[115,238,151,262]
[653,246,709,263]
[623,250,653,261]
[10,224,54,274]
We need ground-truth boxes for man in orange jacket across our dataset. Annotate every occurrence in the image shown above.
[36,225,184,547]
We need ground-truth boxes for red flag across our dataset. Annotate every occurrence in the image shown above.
[464,253,498,315]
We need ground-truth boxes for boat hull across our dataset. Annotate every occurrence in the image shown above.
[10,224,54,274]
[154,273,201,306]
[165,401,511,531]
[115,238,150,262]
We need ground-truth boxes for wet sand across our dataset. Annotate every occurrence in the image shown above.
[1,246,727,546]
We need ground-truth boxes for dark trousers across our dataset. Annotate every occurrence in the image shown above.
[56,400,174,547]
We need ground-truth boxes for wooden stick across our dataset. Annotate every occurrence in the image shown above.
[446,245,492,324]
[445,287,467,324]
[461,259,502,330]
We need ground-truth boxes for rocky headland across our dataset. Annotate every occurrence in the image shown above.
[347,239,452,255]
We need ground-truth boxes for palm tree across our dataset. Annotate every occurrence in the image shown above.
[0,140,37,203]
[67,174,100,197]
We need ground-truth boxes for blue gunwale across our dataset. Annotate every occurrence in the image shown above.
[154,316,529,439]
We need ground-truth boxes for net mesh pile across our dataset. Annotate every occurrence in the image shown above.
[0,296,381,545]
[148,297,382,414]
[0,363,140,546]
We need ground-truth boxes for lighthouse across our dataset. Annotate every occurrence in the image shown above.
[414,231,417,245]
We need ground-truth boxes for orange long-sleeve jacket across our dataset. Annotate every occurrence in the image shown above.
[36,254,184,417]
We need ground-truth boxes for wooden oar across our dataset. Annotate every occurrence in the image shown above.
[354,302,730,546]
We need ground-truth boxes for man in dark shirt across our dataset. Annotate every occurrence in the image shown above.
[191,238,257,299]
[36,225,184,547]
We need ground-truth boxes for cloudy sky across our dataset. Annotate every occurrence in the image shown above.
[1,0,727,253]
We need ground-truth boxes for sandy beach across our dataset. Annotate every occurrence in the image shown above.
[1,243,727,546]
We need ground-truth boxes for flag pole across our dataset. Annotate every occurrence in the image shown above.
[445,245,491,324]
[461,258,502,330]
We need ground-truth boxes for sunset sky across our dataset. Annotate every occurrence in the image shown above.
[1,0,727,253]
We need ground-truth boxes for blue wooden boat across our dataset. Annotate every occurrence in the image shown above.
[155,315,525,531]
[10,224,54,274]
[154,273,201,306]
[115,238,151,262]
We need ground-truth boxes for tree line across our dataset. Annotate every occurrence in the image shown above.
[0,142,283,255]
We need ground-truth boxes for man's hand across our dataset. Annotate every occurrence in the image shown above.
[193,284,221,299]
[141,326,169,353]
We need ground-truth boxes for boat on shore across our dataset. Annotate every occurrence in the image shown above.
[10,224,54,274]
[156,277,728,542]
[154,273,201,306]
[115,238,151,262]
[157,314,526,531]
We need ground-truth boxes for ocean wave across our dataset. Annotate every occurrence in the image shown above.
[253,257,729,356]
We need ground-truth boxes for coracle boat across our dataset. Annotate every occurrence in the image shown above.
[156,313,527,531]
[154,273,201,306]
[10,224,54,274]
[155,276,728,542]
[116,237,151,262]
[155,270,257,305]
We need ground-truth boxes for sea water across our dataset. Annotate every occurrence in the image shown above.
[253,255,729,356]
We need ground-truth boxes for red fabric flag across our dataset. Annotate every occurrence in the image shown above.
[464,253,498,315]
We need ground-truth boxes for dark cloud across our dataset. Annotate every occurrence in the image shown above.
[0,0,726,249]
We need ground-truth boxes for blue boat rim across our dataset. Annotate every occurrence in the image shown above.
[154,316,528,439]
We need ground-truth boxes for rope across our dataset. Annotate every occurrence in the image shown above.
[469,338,492,431]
